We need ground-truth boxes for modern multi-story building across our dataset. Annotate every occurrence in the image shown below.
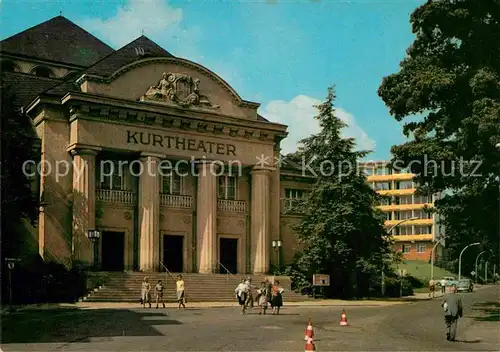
[359,161,443,261]
[1,16,315,274]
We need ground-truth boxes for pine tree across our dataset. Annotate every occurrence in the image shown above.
[290,87,391,298]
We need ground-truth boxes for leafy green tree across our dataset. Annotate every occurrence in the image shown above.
[378,0,500,267]
[1,82,40,258]
[290,87,392,298]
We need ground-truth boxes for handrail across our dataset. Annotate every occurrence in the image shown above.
[159,261,176,281]
[216,260,234,277]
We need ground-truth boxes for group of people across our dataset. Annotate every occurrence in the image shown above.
[428,278,448,298]
[235,277,284,315]
[140,275,186,310]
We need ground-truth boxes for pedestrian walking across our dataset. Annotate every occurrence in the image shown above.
[155,280,165,308]
[235,278,249,314]
[429,278,436,298]
[440,278,446,294]
[244,277,254,308]
[441,285,463,341]
[257,280,270,315]
[270,280,284,315]
[176,274,186,310]
[141,277,151,308]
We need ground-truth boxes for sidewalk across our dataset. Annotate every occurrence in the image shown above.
[6,286,486,314]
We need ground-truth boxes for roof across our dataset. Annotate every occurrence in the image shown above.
[1,72,63,107]
[0,16,114,67]
[84,36,174,77]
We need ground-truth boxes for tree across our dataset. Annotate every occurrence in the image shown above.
[378,0,500,267]
[290,87,392,298]
[1,82,40,258]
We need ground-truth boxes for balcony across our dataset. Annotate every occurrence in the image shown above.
[96,189,135,205]
[160,194,193,209]
[217,199,247,213]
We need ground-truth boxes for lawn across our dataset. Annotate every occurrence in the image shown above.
[393,260,460,283]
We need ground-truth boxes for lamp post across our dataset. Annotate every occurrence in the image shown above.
[430,237,445,280]
[458,242,480,281]
[475,250,490,284]
[87,229,101,269]
[381,217,419,296]
[272,240,282,270]
[5,258,20,309]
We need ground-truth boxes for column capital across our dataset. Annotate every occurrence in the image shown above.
[251,166,275,175]
[140,152,166,159]
[67,143,101,156]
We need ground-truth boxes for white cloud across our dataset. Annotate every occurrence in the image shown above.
[259,95,375,154]
[80,0,201,59]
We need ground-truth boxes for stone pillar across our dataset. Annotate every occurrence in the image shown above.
[196,161,218,273]
[138,153,163,272]
[251,166,273,274]
[71,148,99,267]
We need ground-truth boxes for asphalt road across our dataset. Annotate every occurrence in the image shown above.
[2,286,498,351]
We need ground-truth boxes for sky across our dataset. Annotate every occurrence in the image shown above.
[0,0,426,160]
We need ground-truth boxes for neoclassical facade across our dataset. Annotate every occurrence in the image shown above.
[1,16,314,273]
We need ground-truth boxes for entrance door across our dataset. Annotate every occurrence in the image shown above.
[101,231,125,271]
[163,235,184,272]
[219,238,238,274]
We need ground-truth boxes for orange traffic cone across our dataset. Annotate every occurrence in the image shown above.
[305,336,316,351]
[304,318,314,340]
[340,309,348,326]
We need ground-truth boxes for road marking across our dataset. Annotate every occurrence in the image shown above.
[261,325,284,329]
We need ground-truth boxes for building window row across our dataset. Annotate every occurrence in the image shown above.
[362,165,411,176]
[383,209,433,221]
[400,243,427,253]
[377,194,433,206]
[393,225,433,236]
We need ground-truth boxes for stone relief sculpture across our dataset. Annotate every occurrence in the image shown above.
[141,72,220,110]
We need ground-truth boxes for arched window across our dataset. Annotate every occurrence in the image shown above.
[1,60,20,73]
[64,71,80,80]
[31,66,54,78]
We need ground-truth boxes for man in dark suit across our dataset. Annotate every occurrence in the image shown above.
[441,286,463,341]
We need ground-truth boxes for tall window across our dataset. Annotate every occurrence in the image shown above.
[375,166,390,175]
[396,211,413,220]
[414,210,432,219]
[384,212,392,221]
[218,175,236,200]
[415,226,432,235]
[397,180,413,189]
[99,161,123,190]
[379,196,392,206]
[363,167,374,176]
[417,243,427,253]
[162,173,182,195]
[374,182,391,190]
[402,244,411,253]
[397,226,413,236]
[414,195,431,204]
[397,195,413,205]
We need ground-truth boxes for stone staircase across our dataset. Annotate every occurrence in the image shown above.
[85,272,310,303]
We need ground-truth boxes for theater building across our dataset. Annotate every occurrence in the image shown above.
[1,16,314,273]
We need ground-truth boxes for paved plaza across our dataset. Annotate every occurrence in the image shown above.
[1,286,498,351]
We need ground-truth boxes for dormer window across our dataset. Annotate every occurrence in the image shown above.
[32,66,54,78]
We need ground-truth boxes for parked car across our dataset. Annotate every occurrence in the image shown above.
[436,276,459,288]
[456,279,474,292]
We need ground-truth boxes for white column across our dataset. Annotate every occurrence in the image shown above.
[251,167,272,274]
[71,148,99,267]
[196,161,218,273]
[138,153,163,271]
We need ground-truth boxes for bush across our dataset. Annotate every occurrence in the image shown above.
[369,274,413,298]
[273,265,312,293]
[1,258,92,305]
[405,274,425,289]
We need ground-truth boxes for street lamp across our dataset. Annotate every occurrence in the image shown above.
[5,258,20,309]
[381,217,419,296]
[458,242,480,281]
[430,237,445,280]
[272,240,282,270]
[87,229,101,269]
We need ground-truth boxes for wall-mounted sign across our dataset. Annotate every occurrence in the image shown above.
[313,274,330,286]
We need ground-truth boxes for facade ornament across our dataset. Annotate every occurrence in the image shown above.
[141,72,220,110]
[124,212,132,220]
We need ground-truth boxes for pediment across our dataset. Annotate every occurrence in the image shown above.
[80,57,259,120]
[140,72,220,111]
